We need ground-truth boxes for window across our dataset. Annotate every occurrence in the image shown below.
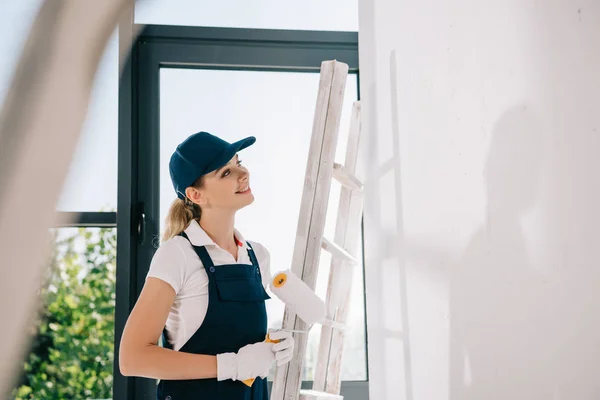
[309,213,367,381]
[1,2,118,213]
[57,30,119,212]
[12,228,117,400]
[3,5,364,400]
[158,68,365,381]
[0,0,44,105]
[119,24,362,399]
[2,4,119,398]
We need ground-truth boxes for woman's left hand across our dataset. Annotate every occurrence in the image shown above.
[268,330,295,366]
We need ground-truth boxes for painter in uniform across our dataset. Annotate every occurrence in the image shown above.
[119,131,295,399]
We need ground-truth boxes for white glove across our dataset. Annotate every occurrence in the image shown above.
[217,342,275,381]
[269,330,295,366]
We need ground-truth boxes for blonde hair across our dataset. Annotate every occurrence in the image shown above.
[162,177,203,242]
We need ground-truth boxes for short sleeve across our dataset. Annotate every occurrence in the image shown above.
[146,238,187,294]
[248,241,271,289]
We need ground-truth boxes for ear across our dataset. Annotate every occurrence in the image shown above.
[185,186,207,206]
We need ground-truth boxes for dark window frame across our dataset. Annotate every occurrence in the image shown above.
[56,212,117,228]
[115,24,365,400]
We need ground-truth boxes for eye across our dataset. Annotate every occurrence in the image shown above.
[221,159,242,178]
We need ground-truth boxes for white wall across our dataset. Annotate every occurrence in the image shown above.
[358,1,600,399]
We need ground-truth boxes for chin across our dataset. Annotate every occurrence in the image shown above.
[237,194,255,209]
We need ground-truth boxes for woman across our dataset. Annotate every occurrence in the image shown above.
[119,131,295,400]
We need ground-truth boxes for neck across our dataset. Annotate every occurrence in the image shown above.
[198,210,237,250]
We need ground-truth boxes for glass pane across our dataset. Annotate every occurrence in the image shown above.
[56,30,119,212]
[307,184,367,381]
[12,228,116,400]
[0,3,118,212]
[0,0,44,105]
[135,0,358,32]
[159,68,366,381]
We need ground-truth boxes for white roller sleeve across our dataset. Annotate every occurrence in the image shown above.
[269,269,326,325]
[269,270,345,331]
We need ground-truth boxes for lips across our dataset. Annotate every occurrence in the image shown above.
[236,185,251,194]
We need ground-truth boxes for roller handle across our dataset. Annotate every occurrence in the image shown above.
[241,333,280,387]
[242,274,288,387]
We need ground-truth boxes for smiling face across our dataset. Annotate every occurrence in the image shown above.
[185,154,254,212]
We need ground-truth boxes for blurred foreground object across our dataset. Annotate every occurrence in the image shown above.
[0,0,135,396]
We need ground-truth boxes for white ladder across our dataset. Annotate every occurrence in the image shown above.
[270,60,364,400]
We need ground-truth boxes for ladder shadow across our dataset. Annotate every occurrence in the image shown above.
[387,48,414,400]
[363,49,414,400]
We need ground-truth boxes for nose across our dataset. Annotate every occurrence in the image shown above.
[238,169,249,182]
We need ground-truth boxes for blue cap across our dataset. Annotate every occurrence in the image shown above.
[169,131,256,199]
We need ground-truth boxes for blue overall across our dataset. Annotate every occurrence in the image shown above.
[157,232,270,400]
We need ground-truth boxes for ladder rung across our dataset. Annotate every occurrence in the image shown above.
[322,238,359,265]
[299,390,343,400]
[332,162,363,191]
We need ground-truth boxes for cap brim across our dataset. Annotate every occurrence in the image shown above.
[233,136,256,152]
[203,136,256,174]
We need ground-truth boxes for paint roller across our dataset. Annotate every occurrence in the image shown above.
[269,269,346,331]
[241,333,280,387]
[270,270,325,326]
[242,269,343,387]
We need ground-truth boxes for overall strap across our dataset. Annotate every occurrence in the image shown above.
[180,231,214,269]
[246,242,259,267]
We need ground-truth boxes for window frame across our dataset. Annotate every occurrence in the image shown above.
[115,24,365,400]
[56,212,117,228]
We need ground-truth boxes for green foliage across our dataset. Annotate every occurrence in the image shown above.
[13,228,116,400]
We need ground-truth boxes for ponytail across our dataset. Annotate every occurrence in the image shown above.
[162,177,204,242]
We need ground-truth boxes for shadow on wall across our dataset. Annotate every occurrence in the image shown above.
[362,50,414,400]
[454,6,600,398]
[449,105,556,400]
[365,6,600,400]
[388,49,414,400]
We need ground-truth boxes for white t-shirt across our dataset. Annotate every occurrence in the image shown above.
[146,220,271,351]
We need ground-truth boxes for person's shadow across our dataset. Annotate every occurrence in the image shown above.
[450,105,556,399]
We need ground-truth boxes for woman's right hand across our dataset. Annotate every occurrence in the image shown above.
[217,341,275,381]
